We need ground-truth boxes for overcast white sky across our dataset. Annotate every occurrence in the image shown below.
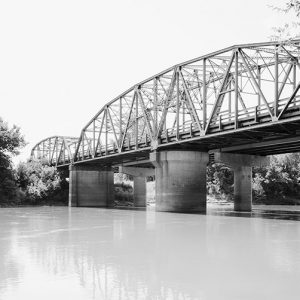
[0,0,294,164]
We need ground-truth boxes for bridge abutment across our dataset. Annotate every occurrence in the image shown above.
[213,152,269,212]
[150,151,208,213]
[119,166,155,207]
[68,165,114,207]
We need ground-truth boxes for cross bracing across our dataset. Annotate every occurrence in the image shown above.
[31,136,79,166]
[31,40,300,166]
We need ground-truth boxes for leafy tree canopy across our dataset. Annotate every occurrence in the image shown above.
[270,0,300,40]
[0,117,26,204]
[0,117,26,156]
[16,159,69,205]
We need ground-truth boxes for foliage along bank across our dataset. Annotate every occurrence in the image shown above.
[1,116,300,207]
[0,117,68,206]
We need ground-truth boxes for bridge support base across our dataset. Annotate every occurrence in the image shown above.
[119,166,155,207]
[213,152,269,212]
[150,151,208,213]
[68,165,114,207]
[233,166,252,212]
[133,177,146,207]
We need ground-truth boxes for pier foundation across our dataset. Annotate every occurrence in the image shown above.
[150,151,209,213]
[119,166,155,207]
[69,165,114,207]
[213,152,269,212]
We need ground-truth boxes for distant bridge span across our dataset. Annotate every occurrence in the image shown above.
[31,40,300,212]
[32,40,300,167]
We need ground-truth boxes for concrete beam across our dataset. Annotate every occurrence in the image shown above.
[119,166,155,177]
[121,159,151,166]
[217,136,300,153]
[213,152,269,168]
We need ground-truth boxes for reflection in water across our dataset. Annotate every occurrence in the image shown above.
[0,206,299,300]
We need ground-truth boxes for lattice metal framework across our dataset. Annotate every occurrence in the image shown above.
[32,40,300,165]
[31,136,79,166]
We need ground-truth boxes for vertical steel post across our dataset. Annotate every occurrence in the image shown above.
[105,108,108,155]
[234,50,239,129]
[293,62,297,106]
[182,96,185,130]
[154,78,158,137]
[228,80,232,121]
[203,58,207,130]
[239,62,242,87]
[81,135,84,159]
[176,69,179,140]
[293,62,297,90]
[93,120,95,156]
[274,45,279,117]
[119,97,122,143]
[135,90,138,149]
[257,66,261,108]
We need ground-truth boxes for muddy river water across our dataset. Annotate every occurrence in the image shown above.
[0,206,299,299]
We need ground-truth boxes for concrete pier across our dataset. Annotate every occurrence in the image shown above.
[133,177,146,207]
[150,151,209,213]
[213,152,269,212]
[119,166,154,207]
[69,165,114,207]
[233,166,252,211]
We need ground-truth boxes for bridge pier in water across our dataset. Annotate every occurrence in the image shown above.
[214,152,269,212]
[119,166,155,207]
[150,151,209,213]
[68,165,114,207]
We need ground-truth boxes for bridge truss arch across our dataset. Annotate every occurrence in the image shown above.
[32,40,300,166]
[31,136,79,166]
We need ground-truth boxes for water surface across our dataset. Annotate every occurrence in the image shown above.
[0,206,300,300]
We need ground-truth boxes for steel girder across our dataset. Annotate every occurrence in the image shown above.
[32,40,300,166]
[30,136,79,166]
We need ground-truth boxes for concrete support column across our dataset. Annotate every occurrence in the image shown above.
[213,152,269,212]
[150,151,209,213]
[68,165,114,207]
[133,176,146,207]
[233,166,252,212]
[119,166,155,208]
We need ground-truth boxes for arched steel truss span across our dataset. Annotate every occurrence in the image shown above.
[32,40,300,166]
[31,136,79,166]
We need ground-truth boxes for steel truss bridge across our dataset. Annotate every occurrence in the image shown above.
[31,40,300,167]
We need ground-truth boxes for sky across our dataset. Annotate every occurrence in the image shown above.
[0,0,295,164]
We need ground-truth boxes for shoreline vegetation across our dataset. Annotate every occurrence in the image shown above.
[1,117,300,208]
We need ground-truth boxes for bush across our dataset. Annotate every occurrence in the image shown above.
[114,182,133,206]
[16,159,69,205]
[253,154,300,205]
[0,117,26,205]
[207,163,234,201]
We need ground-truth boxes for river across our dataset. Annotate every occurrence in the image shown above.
[0,205,299,300]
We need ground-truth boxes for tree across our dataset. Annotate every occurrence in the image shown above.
[16,159,69,205]
[207,163,234,200]
[270,1,300,40]
[0,117,26,205]
[253,154,300,204]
